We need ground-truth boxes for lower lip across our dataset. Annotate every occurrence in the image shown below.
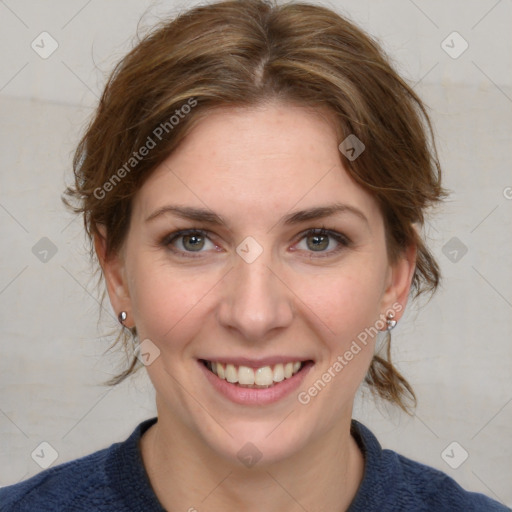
[198,360,314,405]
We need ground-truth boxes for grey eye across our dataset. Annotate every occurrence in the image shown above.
[306,233,330,251]
[181,233,206,251]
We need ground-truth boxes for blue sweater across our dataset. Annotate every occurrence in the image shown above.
[1,417,509,511]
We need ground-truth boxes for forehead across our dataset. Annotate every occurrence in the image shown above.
[133,103,382,227]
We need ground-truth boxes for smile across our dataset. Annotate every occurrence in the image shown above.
[201,360,305,388]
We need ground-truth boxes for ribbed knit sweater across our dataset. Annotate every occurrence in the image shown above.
[1,417,509,511]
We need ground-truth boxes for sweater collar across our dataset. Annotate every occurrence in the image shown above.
[107,416,164,511]
[108,417,390,511]
[348,419,397,511]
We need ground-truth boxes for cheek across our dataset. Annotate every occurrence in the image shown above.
[294,262,386,341]
[127,257,221,348]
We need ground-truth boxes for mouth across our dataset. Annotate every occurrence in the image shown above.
[199,359,313,389]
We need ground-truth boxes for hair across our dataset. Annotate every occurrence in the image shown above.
[64,0,447,414]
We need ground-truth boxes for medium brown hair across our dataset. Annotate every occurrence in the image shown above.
[64,0,447,413]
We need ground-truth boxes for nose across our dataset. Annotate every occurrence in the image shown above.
[217,251,294,343]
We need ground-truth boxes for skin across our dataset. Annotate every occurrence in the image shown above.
[95,102,416,512]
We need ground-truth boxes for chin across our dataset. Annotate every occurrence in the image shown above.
[198,417,311,468]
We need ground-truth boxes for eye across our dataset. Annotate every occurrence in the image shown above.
[294,228,351,256]
[162,229,218,256]
[161,227,350,259]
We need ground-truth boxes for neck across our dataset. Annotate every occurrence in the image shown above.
[140,406,364,512]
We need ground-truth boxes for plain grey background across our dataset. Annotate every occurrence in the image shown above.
[0,0,511,507]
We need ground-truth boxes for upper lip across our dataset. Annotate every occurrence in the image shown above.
[199,356,312,368]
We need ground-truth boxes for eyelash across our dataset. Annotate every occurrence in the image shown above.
[160,227,352,259]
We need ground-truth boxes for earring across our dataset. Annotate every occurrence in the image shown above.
[118,311,128,325]
[386,311,397,331]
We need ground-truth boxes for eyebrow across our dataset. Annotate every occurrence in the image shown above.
[145,202,369,227]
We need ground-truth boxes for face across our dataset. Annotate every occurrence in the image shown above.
[99,102,415,465]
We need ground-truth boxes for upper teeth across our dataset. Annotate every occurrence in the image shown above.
[207,361,302,387]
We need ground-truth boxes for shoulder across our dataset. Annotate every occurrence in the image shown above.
[0,417,160,512]
[0,444,120,512]
[349,420,509,512]
[383,449,509,511]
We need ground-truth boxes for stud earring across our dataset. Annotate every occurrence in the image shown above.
[386,311,397,331]
[118,311,128,325]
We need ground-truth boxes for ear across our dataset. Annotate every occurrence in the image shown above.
[379,242,417,322]
[94,225,133,327]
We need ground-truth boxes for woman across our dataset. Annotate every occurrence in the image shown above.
[1,1,508,510]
